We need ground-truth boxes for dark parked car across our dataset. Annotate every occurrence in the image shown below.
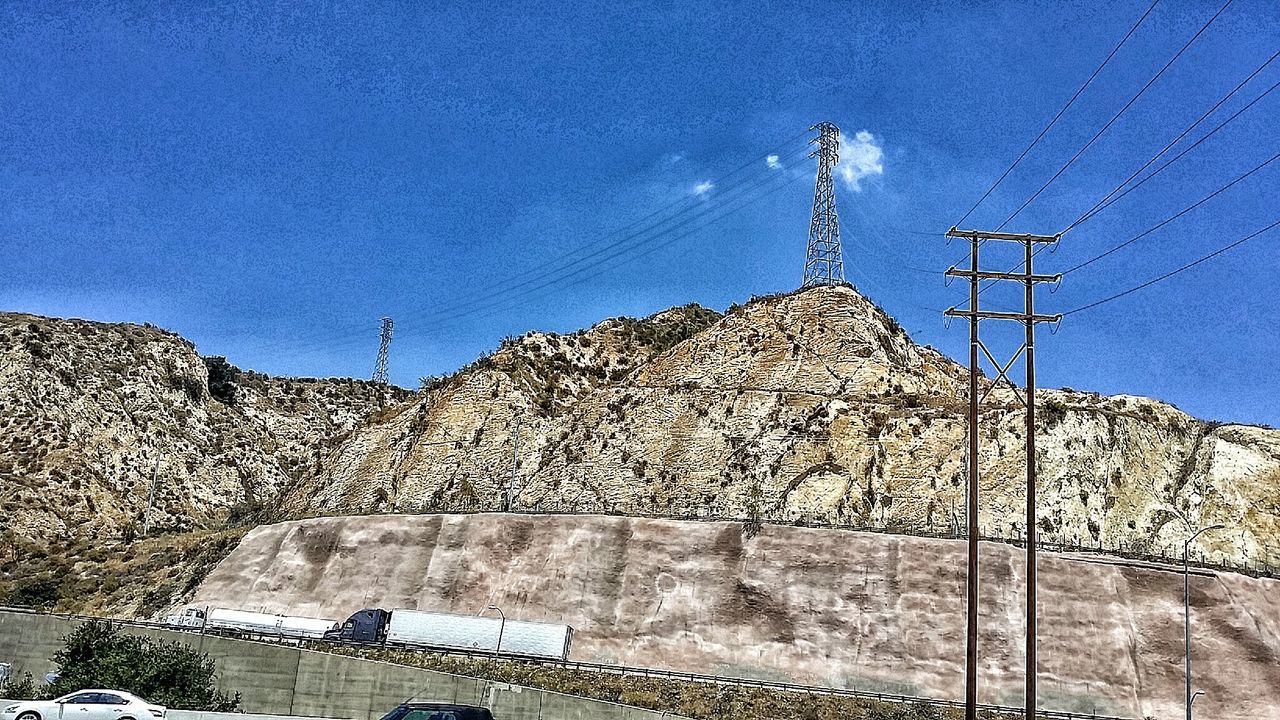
[377,703,495,720]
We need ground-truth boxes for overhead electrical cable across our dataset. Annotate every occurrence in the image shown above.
[952,0,1161,228]
[242,131,811,357]
[263,159,811,364]
[944,0,1162,275]
[1063,48,1280,232]
[370,155,811,333]
[1060,151,1279,276]
[1060,217,1280,316]
[260,154,814,364]
[974,58,1278,298]
[995,0,1236,231]
[243,137,812,358]
[419,132,812,320]
[975,147,1279,302]
[1067,74,1280,231]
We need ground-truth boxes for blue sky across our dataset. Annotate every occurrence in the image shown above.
[1,0,1277,426]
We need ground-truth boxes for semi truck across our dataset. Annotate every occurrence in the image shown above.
[164,607,338,639]
[324,608,574,660]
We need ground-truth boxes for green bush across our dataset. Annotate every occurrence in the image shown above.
[1,575,64,608]
[0,671,40,700]
[202,356,239,404]
[49,620,240,711]
[1039,399,1068,430]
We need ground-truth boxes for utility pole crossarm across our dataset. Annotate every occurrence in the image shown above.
[946,227,1060,244]
[945,268,1062,283]
[944,308,1063,323]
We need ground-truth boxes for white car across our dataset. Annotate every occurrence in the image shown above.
[2,691,165,720]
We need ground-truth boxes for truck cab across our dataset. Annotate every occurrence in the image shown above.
[324,608,390,643]
[164,607,206,629]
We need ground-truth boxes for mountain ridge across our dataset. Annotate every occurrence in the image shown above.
[278,285,1280,567]
[3,285,1277,569]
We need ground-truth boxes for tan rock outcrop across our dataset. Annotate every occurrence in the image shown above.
[0,313,402,546]
[282,286,1280,568]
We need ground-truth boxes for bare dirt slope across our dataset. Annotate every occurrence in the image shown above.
[281,286,1280,567]
[190,513,1280,720]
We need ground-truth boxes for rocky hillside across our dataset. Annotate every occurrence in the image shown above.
[0,313,405,549]
[281,286,1280,567]
[281,303,722,514]
[4,286,1277,568]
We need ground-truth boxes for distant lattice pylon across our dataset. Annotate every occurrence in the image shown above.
[371,317,394,385]
[802,121,846,288]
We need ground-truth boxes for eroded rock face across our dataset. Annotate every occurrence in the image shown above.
[8,285,1278,568]
[190,513,1280,720]
[0,313,403,546]
[282,286,1280,567]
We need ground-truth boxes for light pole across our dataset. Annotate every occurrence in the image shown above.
[1184,524,1224,720]
[142,460,160,536]
[485,604,506,655]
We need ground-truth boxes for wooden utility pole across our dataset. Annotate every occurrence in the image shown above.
[945,227,1060,720]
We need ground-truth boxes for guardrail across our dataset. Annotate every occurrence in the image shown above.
[0,606,1132,720]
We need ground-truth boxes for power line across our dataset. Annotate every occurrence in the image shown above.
[377,153,811,332]
[240,132,811,358]
[1061,217,1280,317]
[1064,48,1279,232]
[1061,151,1280,276]
[256,153,814,366]
[884,226,944,237]
[846,210,950,275]
[952,0,1161,228]
[971,66,1279,301]
[996,0,1236,231]
[852,240,937,276]
[1067,73,1280,231]
[421,131,812,321]
[242,140,812,359]
[977,130,1280,295]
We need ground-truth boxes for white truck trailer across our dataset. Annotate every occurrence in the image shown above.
[165,607,337,639]
[326,607,574,660]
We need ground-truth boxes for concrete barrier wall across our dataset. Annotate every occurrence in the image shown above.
[0,706,343,720]
[0,611,684,720]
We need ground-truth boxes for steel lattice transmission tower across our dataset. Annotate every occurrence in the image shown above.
[371,317,394,385]
[802,121,845,288]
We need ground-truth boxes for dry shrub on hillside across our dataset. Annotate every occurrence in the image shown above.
[0,529,246,617]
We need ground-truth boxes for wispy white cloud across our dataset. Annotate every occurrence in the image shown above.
[766,154,782,170]
[661,151,687,167]
[836,130,884,192]
[692,180,714,196]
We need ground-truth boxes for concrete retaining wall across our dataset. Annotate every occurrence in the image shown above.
[189,513,1280,720]
[0,706,344,720]
[0,611,684,720]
